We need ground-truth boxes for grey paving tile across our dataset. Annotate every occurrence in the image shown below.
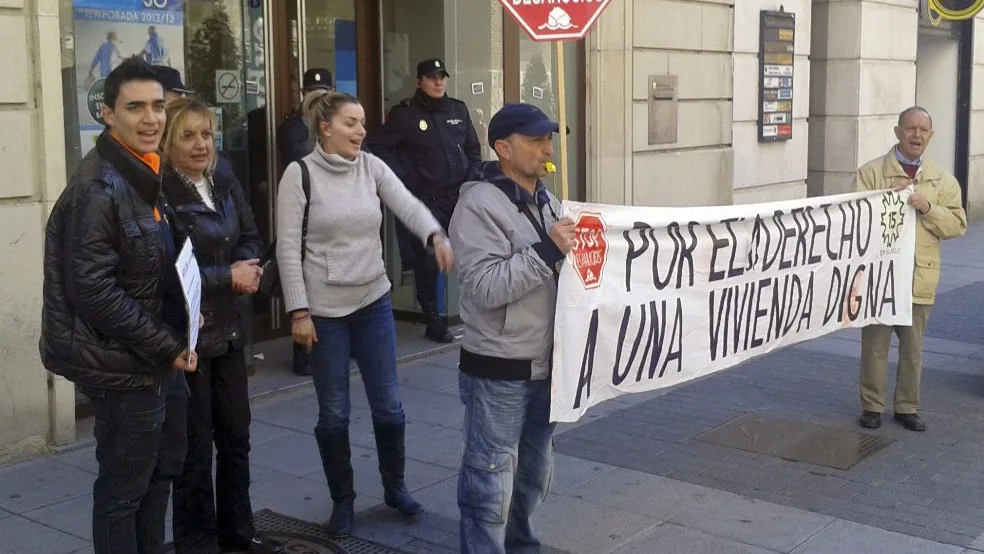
[54,447,98,475]
[0,459,93,513]
[611,523,777,554]
[968,529,984,550]
[248,463,302,496]
[249,421,305,446]
[400,388,465,428]
[395,362,459,393]
[668,492,834,552]
[250,391,320,433]
[400,540,458,554]
[249,431,329,477]
[0,514,89,553]
[790,519,964,554]
[920,336,983,358]
[249,474,382,525]
[403,475,459,520]
[867,516,971,547]
[559,468,716,522]
[535,494,659,554]
[548,453,619,494]
[303,452,455,500]
[403,428,464,470]
[351,504,456,550]
[69,547,95,554]
[23,494,92,541]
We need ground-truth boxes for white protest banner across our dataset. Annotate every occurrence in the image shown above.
[176,237,202,353]
[551,189,916,423]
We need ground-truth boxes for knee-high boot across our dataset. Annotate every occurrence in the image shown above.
[373,421,423,517]
[314,429,355,536]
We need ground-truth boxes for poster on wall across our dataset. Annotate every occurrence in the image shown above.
[72,0,185,156]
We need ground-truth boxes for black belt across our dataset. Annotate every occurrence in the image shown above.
[459,348,533,381]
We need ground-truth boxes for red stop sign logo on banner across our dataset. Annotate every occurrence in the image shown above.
[571,212,608,289]
[499,0,614,41]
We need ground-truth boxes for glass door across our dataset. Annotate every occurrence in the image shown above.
[377,0,505,323]
[379,0,446,319]
[296,0,359,96]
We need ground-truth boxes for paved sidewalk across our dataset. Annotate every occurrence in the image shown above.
[3,222,984,553]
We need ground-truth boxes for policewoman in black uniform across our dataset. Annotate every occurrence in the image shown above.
[366,58,482,343]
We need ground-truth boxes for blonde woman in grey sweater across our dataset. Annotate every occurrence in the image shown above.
[276,91,454,537]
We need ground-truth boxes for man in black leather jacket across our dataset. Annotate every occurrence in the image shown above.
[366,58,482,343]
[39,57,198,554]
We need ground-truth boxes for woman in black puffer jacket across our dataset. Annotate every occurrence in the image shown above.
[161,97,282,554]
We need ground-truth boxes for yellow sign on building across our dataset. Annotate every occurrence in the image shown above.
[927,0,984,25]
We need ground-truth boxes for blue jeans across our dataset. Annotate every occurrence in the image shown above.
[310,293,405,434]
[84,370,189,554]
[457,374,556,554]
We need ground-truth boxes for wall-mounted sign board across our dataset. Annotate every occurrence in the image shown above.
[758,9,795,142]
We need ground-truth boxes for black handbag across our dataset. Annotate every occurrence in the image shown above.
[258,160,311,298]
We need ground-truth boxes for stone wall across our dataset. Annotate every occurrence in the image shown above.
[0,0,72,463]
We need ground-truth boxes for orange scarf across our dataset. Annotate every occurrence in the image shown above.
[110,133,163,221]
[110,133,161,175]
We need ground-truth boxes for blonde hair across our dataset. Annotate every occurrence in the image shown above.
[162,97,218,173]
[304,91,361,149]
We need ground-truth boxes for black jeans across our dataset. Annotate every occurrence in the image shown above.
[172,347,255,553]
[85,370,189,554]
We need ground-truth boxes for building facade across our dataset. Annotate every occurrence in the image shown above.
[0,0,981,461]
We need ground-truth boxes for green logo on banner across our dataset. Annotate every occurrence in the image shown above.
[87,79,106,125]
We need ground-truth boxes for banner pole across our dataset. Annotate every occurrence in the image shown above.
[555,40,569,201]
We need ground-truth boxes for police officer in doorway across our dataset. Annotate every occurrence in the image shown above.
[153,66,194,104]
[278,67,333,169]
[367,58,482,343]
[277,67,333,376]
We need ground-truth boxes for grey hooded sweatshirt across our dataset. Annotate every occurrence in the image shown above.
[448,162,564,381]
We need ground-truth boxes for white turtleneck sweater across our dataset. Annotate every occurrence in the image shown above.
[276,147,443,317]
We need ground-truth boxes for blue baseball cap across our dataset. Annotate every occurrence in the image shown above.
[487,103,570,145]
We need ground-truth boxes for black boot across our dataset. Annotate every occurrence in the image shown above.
[314,429,355,536]
[421,303,453,343]
[373,421,423,517]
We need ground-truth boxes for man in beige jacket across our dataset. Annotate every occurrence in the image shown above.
[855,106,967,432]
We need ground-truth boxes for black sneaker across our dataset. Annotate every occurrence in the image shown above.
[894,412,926,432]
[858,411,881,429]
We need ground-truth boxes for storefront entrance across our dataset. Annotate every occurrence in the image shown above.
[58,0,584,347]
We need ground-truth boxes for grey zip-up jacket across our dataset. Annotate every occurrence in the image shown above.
[448,162,564,381]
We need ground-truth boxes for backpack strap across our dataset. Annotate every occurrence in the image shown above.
[298,159,312,263]
[493,182,560,278]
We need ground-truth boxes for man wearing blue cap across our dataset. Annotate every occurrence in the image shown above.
[449,103,575,553]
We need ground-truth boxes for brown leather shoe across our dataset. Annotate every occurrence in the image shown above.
[858,411,881,429]
[894,413,926,432]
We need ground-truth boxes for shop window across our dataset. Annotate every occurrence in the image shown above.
[57,0,253,178]
[517,35,583,201]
